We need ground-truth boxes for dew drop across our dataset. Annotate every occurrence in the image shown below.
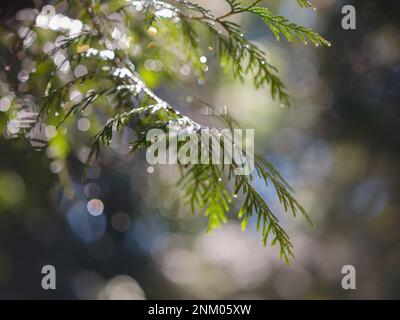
[147,166,154,174]
[147,26,158,36]
[17,70,29,82]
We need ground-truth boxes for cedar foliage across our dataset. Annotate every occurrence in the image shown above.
[0,0,330,263]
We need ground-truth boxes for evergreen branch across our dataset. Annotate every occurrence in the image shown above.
[175,1,330,106]
[207,20,290,106]
[296,0,315,9]
[0,0,330,263]
[244,6,331,46]
[236,175,294,263]
[179,164,231,231]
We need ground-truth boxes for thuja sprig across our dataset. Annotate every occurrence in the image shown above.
[119,0,330,107]
[244,6,331,46]
[206,20,290,106]
[2,0,329,263]
[175,1,329,107]
[296,0,315,9]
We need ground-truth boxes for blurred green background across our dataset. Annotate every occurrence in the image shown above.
[0,0,400,299]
